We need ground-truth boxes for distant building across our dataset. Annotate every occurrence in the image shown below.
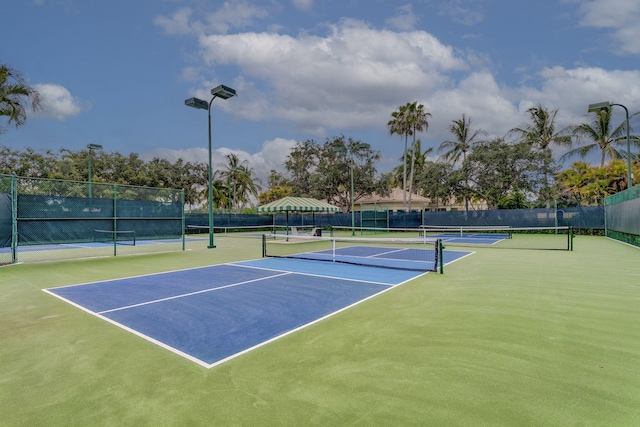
[356,188,487,212]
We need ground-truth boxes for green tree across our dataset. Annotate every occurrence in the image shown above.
[390,140,432,199]
[0,145,207,205]
[258,185,292,205]
[258,169,293,205]
[555,160,636,203]
[415,160,456,210]
[387,103,412,210]
[284,136,389,212]
[284,139,321,197]
[567,107,640,168]
[405,102,431,210]
[438,114,486,211]
[510,104,572,150]
[0,64,42,133]
[387,102,431,211]
[509,104,570,204]
[462,139,549,209]
[217,153,261,212]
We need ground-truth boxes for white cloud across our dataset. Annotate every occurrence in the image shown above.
[575,0,640,54]
[386,4,419,31]
[154,7,196,35]
[142,137,297,186]
[519,66,640,121]
[154,1,269,36]
[159,5,639,173]
[32,83,87,120]
[292,0,313,12]
[196,19,468,134]
[438,0,485,26]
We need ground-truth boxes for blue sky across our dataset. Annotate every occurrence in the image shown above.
[2,0,639,185]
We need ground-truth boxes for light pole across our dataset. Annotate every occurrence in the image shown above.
[334,142,370,235]
[588,101,633,189]
[185,84,237,248]
[86,143,103,198]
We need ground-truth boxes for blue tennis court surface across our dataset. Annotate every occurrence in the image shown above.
[0,237,200,254]
[431,232,510,245]
[45,251,470,368]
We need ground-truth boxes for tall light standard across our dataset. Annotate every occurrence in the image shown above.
[334,142,370,235]
[86,143,103,198]
[588,101,633,189]
[185,84,237,248]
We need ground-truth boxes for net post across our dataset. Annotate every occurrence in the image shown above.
[438,239,444,274]
[569,226,573,251]
[332,237,336,262]
[262,234,266,257]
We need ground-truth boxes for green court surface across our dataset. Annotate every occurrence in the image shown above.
[1,234,639,426]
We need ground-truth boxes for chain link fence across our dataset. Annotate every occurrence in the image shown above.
[0,174,184,264]
[605,186,640,247]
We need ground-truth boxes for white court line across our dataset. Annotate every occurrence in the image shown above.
[98,272,291,314]
[43,260,436,369]
[230,261,398,287]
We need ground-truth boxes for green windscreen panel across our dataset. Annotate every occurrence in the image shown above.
[605,186,640,246]
[0,193,11,247]
[2,175,184,247]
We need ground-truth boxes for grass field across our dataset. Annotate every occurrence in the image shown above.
[1,234,639,426]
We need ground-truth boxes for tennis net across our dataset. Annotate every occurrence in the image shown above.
[262,234,442,272]
[331,225,573,251]
[94,229,136,246]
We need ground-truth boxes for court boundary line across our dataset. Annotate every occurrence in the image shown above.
[46,262,259,291]
[231,261,400,287]
[44,261,429,369]
[98,271,292,314]
[203,268,428,369]
[43,287,213,368]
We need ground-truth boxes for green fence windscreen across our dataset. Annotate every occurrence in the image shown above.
[0,174,185,263]
[605,186,640,246]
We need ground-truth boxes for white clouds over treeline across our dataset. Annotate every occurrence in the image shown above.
[153,0,640,180]
[31,83,88,120]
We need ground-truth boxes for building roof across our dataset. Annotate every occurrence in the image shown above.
[357,188,430,205]
[257,196,341,213]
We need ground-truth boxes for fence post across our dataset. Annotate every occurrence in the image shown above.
[11,174,17,264]
[181,189,185,251]
[113,184,117,256]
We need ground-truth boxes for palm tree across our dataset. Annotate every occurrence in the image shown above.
[567,108,640,168]
[510,104,572,150]
[387,103,412,210]
[510,104,571,205]
[406,102,431,210]
[0,64,42,132]
[438,114,485,211]
[218,153,261,212]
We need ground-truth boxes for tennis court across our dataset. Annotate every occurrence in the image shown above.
[4,232,640,426]
[45,243,471,367]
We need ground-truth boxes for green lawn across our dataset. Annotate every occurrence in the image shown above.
[1,235,639,426]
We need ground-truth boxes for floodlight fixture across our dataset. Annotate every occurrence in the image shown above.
[587,101,633,188]
[185,97,209,110]
[184,85,237,248]
[211,84,237,100]
[587,102,612,113]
